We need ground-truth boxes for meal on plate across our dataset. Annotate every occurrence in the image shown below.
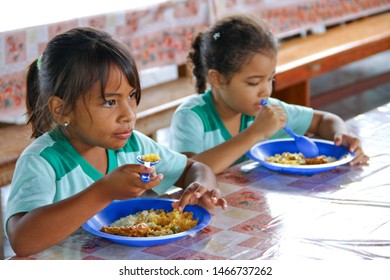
[266,152,337,165]
[100,208,198,237]
[141,153,160,162]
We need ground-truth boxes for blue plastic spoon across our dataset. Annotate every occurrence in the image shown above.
[260,99,319,158]
[283,126,319,158]
[136,156,160,182]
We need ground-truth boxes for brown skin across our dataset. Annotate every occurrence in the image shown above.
[7,66,227,257]
[185,53,368,174]
[308,111,368,165]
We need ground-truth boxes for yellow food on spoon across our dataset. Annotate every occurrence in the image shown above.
[141,153,160,162]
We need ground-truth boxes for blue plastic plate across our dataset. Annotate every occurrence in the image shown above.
[82,198,211,246]
[246,139,355,175]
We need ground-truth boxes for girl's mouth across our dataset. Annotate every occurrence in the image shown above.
[114,130,132,139]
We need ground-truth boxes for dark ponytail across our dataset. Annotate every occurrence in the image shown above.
[26,58,54,138]
[26,58,39,123]
[188,33,207,93]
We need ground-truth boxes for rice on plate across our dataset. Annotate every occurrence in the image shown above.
[100,209,198,237]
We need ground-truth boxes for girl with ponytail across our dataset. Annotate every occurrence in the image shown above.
[170,13,368,174]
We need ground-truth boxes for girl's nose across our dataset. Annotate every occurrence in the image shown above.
[119,103,136,123]
[258,85,272,99]
[268,79,274,96]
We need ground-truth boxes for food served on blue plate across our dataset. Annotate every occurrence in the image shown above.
[246,139,355,175]
[265,152,336,165]
[82,198,211,246]
[100,208,198,237]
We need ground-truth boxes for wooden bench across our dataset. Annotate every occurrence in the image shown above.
[0,124,33,188]
[136,66,195,139]
[273,11,390,107]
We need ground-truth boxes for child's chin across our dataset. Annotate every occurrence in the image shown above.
[108,142,127,150]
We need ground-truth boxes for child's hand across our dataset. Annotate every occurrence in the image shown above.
[101,164,163,200]
[334,133,369,165]
[251,104,287,141]
[172,182,227,212]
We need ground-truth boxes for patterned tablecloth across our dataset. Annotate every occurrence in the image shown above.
[9,103,390,260]
[1,0,389,122]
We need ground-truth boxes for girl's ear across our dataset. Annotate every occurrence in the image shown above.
[48,96,69,126]
[208,69,224,90]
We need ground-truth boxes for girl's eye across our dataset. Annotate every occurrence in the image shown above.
[103,100,116,107]
[268,76,275,82]
[247,82,259,87]
[129,91,137,100]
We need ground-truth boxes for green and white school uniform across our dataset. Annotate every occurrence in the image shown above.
[170,89,313,162]
[4,127,186,233]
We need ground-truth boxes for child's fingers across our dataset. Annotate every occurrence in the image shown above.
[209,188,219,197]
[198,198,215,210]
[203,191,228,210]
[171,201,179,209]
[349,148,369,166]
[130,175,163,191]
[146,173,164,186]
[175,191,196,212]
[333,135,369,165]
[176,183,207,211]
[334,135,363,154]
[217,198,228,210]
[119,165,163,190]
[122,164,164,187]
[122,164,154,174]
[175,184,227,211]
[333,134,343,146]
[208,188,221,204]
[349,138,362,153]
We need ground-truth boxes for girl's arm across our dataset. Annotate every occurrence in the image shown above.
[7,180,112,257]
[308,110,348,140]
[308,110,368,165]
[7,164,161,257]
[185,128,262,174]
[186,104,286,174]
[173,158,227,211]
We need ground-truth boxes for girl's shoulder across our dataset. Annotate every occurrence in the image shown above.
[268,97,313,112]
[13,132,62,179]
[177,93,209,111]
[20,132,57,158]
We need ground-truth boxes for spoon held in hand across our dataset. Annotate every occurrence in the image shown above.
[260,99,319,158]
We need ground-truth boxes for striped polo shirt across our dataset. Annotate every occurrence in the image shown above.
[5,127,186,233]
[169,89,313,162]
